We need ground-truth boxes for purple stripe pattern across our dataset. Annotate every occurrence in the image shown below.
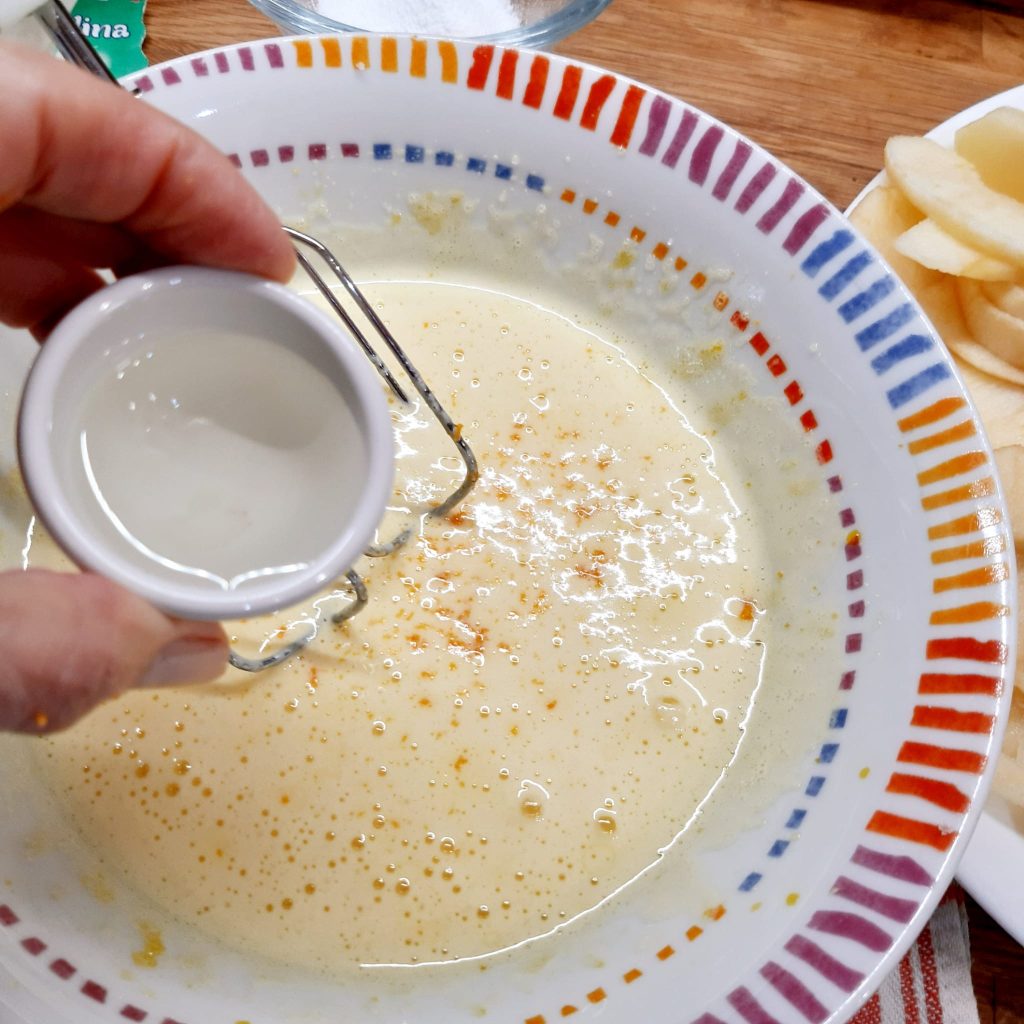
[761,962,829,1024]
[808,911,893,952]
[689,125,724,185]
[784,935,865,992]
[728,985,783,1024]
[639,95,672,156]
[265,43,284,68]
[832,876,918,923]
[851,845,934,886]
[735,163,777,213]
[662,109,699,168]
[783,204,829,255]
[713,140,752,201]
[756,178,805,234]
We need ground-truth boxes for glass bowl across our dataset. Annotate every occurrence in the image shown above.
[245,0,613,47]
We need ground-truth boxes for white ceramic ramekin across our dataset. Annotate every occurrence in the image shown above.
[17,266,394,620]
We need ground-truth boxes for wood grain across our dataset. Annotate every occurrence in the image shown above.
[140,0,1024,1017]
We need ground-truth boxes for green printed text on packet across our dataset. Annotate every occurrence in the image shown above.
[70,0,147,78]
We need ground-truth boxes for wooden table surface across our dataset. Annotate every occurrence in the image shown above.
[140,0,1024,1018]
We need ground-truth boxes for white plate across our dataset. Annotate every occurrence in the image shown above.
[0,37,1016,1023]
[848,83,1024,948]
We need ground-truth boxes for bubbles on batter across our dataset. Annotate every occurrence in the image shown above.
[38,277,774,973]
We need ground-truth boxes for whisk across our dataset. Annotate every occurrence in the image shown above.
[22,0,479,672]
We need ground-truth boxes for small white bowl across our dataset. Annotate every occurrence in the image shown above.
[17,266,394,621]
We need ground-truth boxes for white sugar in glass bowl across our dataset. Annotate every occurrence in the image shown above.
[246,0,613,47]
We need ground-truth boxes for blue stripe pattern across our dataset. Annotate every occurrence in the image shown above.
[870,334,934,375]
[799,211,956,409]
[786,809,807,829]
[854,304,916,351]
[838,277,897,324]
[801,230,855,277]
[886,363,952,409]
[818,251,873,300]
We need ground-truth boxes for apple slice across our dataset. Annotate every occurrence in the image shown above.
[954,106,1024,204]
[894,217,1018,280]
[885,136,1024,266]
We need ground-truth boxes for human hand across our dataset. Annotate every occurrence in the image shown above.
[0,40,295,336]
[0,571,227,733]
[0,41,296,732]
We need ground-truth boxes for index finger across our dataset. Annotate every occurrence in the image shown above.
[0,40,296,282]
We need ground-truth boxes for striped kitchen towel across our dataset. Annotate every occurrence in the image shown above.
[851,886,977,1024]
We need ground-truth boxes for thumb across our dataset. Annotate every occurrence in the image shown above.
[0,569,227,734]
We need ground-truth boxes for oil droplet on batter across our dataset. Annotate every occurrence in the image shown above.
[131,922,165,968]
[396,878,411,894]
[477,905,489,919]
[593,808,618,833]
[372,721,386,735]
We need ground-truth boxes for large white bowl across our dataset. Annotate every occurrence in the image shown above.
[0,35,1014,1024]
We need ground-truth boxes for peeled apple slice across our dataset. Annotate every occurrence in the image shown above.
[885,136,1024,266]
[982,281,1024,320]
[994,444,1024,549]
[957,359,1024,447]
[894,217,1018,280]
[954,106,1024,204]
[957,276,1024,372]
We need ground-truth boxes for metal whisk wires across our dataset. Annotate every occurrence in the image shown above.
[229,234,479,673]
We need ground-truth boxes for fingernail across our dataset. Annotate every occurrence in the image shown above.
[140,636,228,688]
